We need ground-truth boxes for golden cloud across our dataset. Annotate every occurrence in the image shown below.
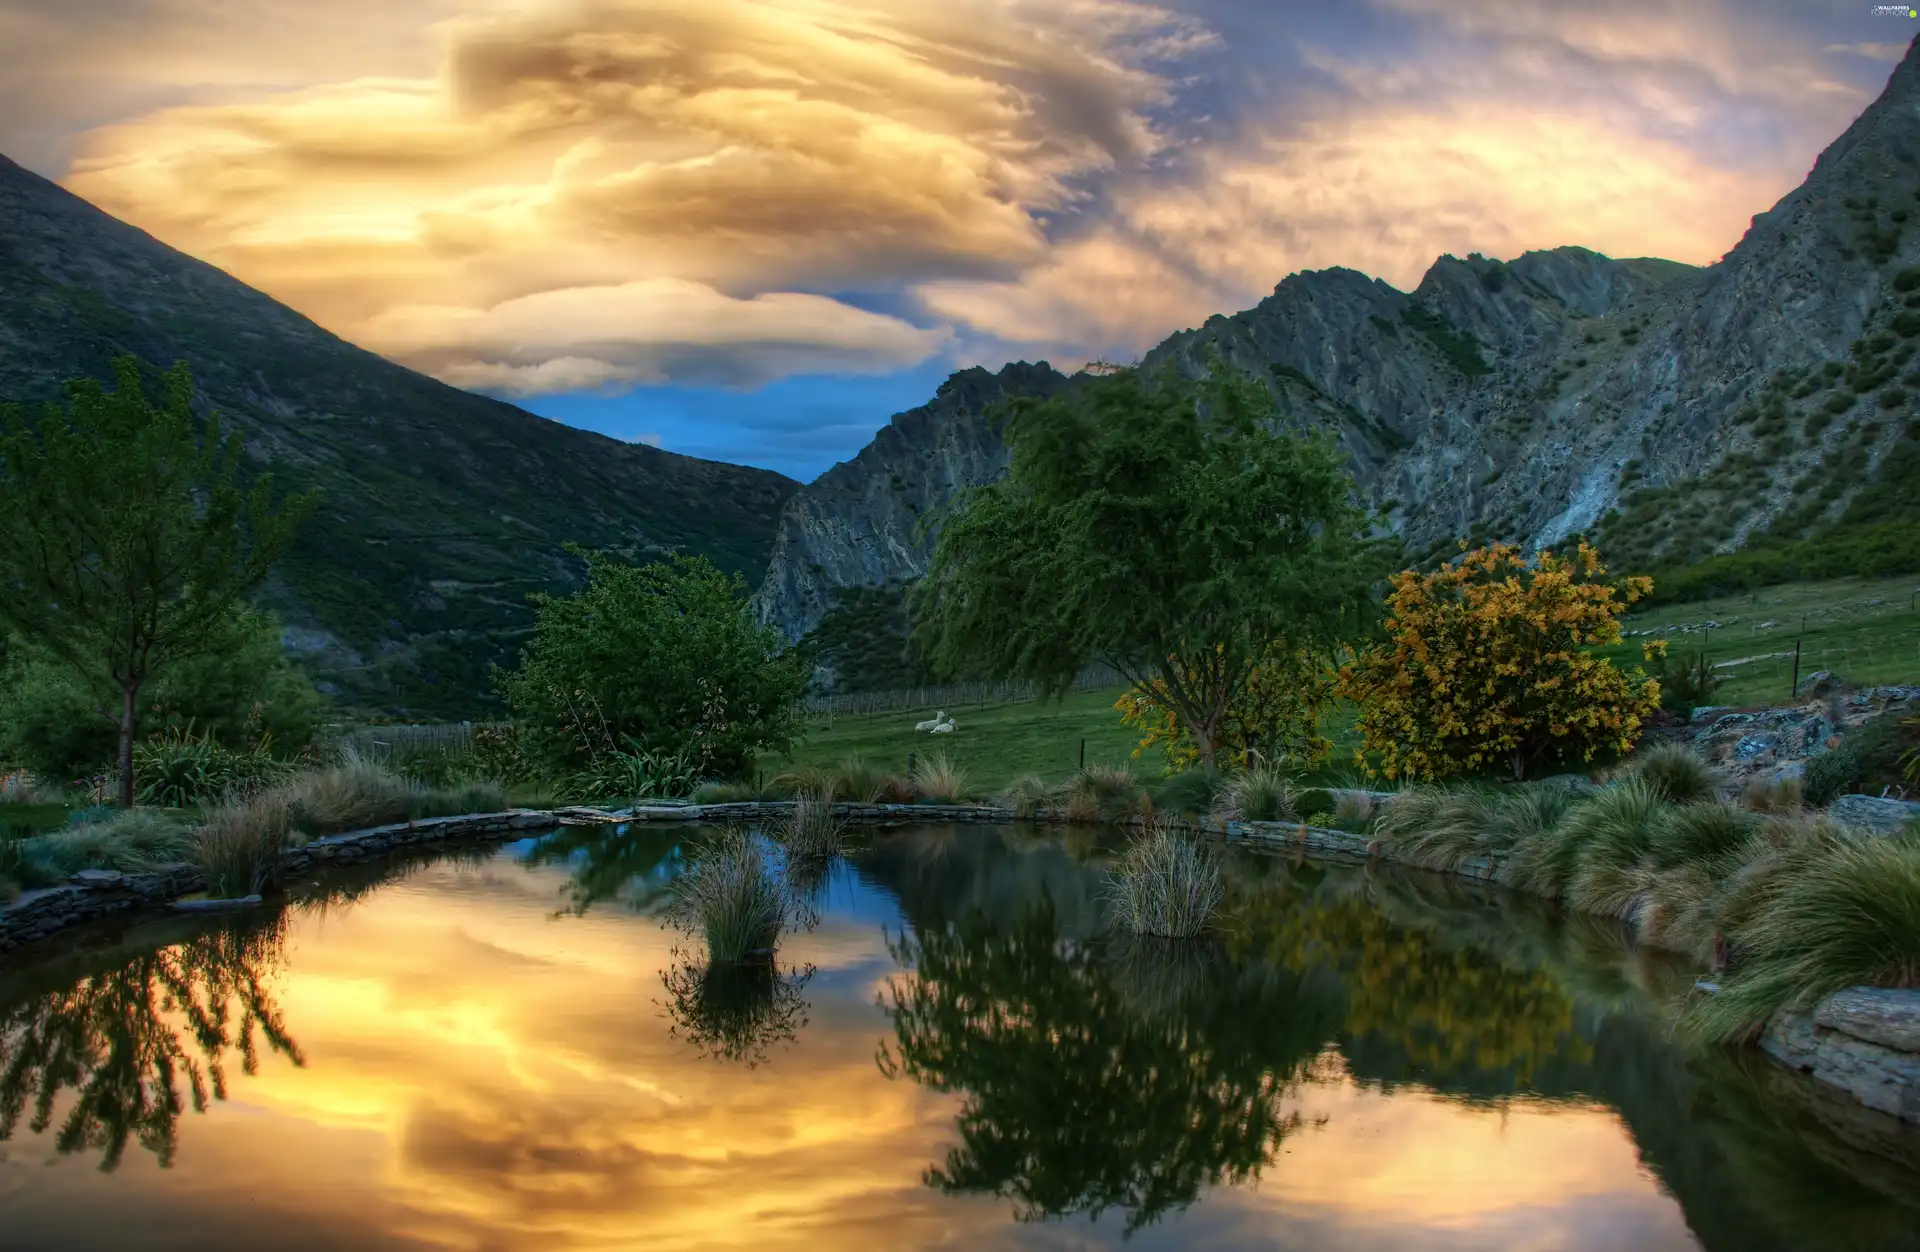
[52,0,1202,391]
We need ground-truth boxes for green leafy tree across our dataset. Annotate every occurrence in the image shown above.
[911,360,1381,770]
[498,547,809,778]
[0,358,316,806]
[0,608,328,783]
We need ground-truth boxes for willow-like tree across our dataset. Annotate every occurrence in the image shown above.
[0,357,316,806]
[910,359,1381,770]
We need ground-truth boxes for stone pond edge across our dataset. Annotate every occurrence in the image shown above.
[2,798,1914,1127]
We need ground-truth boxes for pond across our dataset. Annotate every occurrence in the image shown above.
[1,823,1916,1252]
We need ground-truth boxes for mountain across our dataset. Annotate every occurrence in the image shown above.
[0,154,798,716]
[755,35,1920,647]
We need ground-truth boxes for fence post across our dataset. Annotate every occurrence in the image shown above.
[1790,639,1801,701]
[1079,738,1086,771]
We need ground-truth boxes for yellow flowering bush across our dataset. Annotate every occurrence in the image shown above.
[1336,542,1663,781]
[1117,644,1333,773]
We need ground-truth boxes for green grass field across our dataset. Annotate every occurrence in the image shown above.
[1602,574,1920,707]
[767,576,1920,793]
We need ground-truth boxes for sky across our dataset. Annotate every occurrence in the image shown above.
[0,1,1911,482]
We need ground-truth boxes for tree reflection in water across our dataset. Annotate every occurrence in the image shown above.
[878,892,1343,1235]
[659,953,817,1068]
[0,913,302,1170]
[517,822,686,916]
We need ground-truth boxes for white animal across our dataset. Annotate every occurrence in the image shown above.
[930,719,956,734]
[915,710,947,732]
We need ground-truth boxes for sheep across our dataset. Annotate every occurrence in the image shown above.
[931,716,956,734]
[915,710,947,732]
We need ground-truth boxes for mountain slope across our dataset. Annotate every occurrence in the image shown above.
[0,154,798,715]
[756,35,1920,645]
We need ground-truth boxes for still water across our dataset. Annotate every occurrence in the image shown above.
[1,824,1916,1252]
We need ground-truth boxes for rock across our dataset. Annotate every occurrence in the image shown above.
[1764,988,1920,1125]
[1829,794,1920,833]
[1770,760,1806,785]
[1690,705,1732,724]
[1818,988,1920,1055]
[173,895,263,913]
[1797,671,1841,698]
[68,869,125,886]
[1734,732,1780,761]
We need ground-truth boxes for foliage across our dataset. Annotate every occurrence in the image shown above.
[1338,543,1662,781]
[1148,767,1225,817]
[1686,834,1920,1042]
[1210,763,1295,823]
[800,582,947,692]
[661,826,791,964]
[911,356,1381,770]
[0,358,317,805]
[1651,649,1721,720]
[1803,746,1860,807]
[498,547,809,778]
[194,792,293,898]
[0,914,303,1170]
[1629,744,1721,805]
[1062,764,1147,824]
[659,955,815,1068]
[770,794,847,860]
[1116,644,1333,774]
[133,725,291,808]
[1106,821,1225,938]
[998,773,1055,818]
[0,607,326,785]
[878,896,1334,1235]
[563,741,703,806]
[10,810,192,880]
[908,751,972,803]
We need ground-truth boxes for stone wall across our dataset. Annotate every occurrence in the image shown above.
[1762,988,1920,1126]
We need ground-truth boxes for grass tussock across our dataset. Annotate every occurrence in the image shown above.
[1063,763,1150,824]
[16,810,194,877]
[1106,818,1225,939]
[664,826,790,964]
[909,751,973,803]
[1374,786,1501,872]
[768,763,839,800]
[691,780,768,804]
[1150,768,1226,817]
[1630,744,1721,804]
[1210,764,1294,823]
[1687,833,1920,1042]
[772,793,846,860]
[999,773,1055,819]
[1741,774,1805,814]
[194,791,295,898]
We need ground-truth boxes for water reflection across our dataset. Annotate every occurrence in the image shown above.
[517,822,685,915]
[0,914,301,1170]
[659,954,816,1068]
[879,893,1343,1235]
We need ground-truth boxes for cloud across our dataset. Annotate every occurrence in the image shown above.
[44,0,1205,390]
[361,278,951,392]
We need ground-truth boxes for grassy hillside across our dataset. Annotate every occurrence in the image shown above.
[0,154,797,718]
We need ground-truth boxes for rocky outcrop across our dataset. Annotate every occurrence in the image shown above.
[749,361,1069,639]
[1763,988,1920,1125]
[755,36,1920,639]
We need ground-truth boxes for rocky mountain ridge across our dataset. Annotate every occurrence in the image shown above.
[754,35,1920,647]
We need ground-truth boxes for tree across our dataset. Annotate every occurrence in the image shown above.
[0,608,328,784]
[1335,542,1662,782]
[1116,643,1334,773]
[911,360,1381,771]
[0,358,316,806]
[497,547,810,778]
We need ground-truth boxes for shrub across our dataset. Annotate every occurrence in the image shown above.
[1802,746,1859,806]
[13,809,192,877]
[1647,801,1756,869]
[771,793,845,860]
[1650,650,1720,721]
[1687,833,1920,1041]
[1338,543,1661,781]
[1063,764,1147,822]
[909,751,972,803]
[133,725,290,807]
[1376,785,1502,871]
[1210,764,1294,822]
[497,549,809,778]
[1105,820,1225,939]
[1741,774,1804,814]
[1150,768,1225,816]
[833,757,889,805]
[193,791,294,897]
[565,743,701,805]
[767,763,839,799]
[692,780,765,804]
[999,773,1055,819]
[282,757,421,836]
[663,826,790,963]
[1629,744,1720,804]
[1116,646,1333,774]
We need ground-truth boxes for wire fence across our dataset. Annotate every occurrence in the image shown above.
[800,666,1126,720]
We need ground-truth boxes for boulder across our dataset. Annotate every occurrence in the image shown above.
[1829,793,1920,833]
[1796,670,1841,698]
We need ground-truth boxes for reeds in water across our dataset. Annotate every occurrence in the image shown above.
[772,792,846,860]
[664,826,790,964]
[194,791,295,898]
[1106,818,1225,939]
